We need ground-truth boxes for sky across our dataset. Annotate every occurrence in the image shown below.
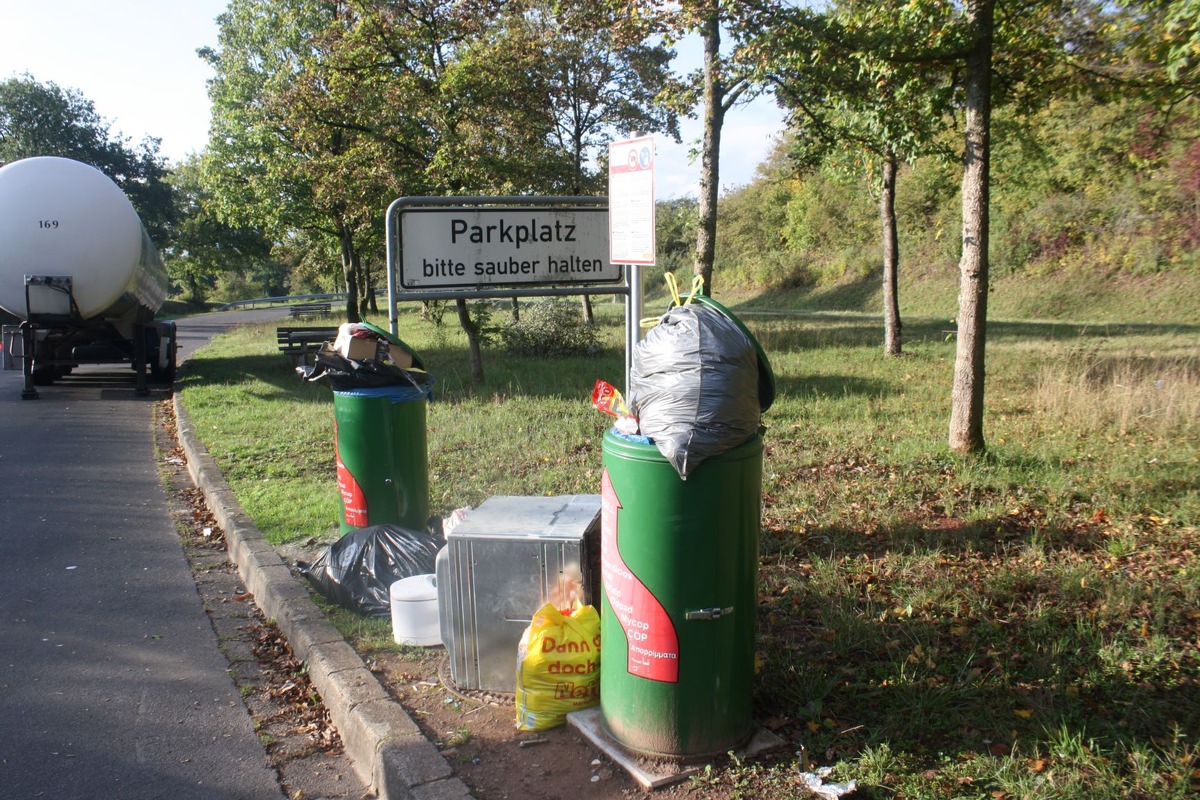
[0,0,786,201]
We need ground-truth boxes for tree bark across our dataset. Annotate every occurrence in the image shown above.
[693,4,724,296]
[338,221,361,323]
[881,146,902,357]
[456,298,485,384]
[949,0,994,454]
[353,250,370,317]
[363,257,378,314]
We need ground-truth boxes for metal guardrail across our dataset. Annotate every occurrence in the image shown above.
[217,292,347,312]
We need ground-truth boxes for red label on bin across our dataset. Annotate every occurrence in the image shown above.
[335,421,368,526]
[601,469,679,682]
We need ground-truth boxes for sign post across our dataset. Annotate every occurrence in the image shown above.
[608,135,656,392]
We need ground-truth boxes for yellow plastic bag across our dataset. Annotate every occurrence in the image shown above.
[515,602,601,731]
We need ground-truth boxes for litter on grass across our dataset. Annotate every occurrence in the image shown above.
[799,766,857,800]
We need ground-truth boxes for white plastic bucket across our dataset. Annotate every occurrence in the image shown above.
[390,574,441,646]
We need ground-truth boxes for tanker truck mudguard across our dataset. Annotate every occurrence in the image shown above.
[0,157,177,399]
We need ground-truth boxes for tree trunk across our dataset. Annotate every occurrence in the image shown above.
[881,147,902,357]
[364,258,378,314]
[187,274,205,305]
[353,249,369,317]
[949,0,994,454]
[338,222,361,323]
[456,298,485,384]
[580,294,594,325]
[694,5,724,297]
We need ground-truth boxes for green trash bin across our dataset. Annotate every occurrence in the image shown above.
[599,429,764,758]
[333,382,431,533]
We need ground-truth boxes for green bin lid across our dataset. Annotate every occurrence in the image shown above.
[360,320,424,371]
[689,294,776,413]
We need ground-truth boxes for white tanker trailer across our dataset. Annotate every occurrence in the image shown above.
[0,156,176,398]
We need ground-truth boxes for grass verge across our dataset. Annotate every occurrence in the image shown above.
[178,299,1199,799]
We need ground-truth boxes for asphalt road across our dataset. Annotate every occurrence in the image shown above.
[0,308,313,800]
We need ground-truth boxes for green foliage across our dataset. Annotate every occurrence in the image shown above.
[988,94,1200,277]
[499,299,601,357]
[784,171,876,275]
[655,197,699,274]
[715,162,803,287]
[491,1,680,194]
[200,0,337,235]
[0,75,174,243]
[209,273,256,306]
[167,154,275,303]
[200,0,683,340]
[1163,0,1200,82]
[716,89,1199,297]
[760,0,960,168]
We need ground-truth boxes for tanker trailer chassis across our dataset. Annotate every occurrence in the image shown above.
[3,275,177,399]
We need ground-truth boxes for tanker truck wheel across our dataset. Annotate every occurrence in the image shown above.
[149,324,178,384]
[150,363,176,383]
[31,363,57,385]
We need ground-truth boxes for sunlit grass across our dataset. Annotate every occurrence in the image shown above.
[178,296,1200,799]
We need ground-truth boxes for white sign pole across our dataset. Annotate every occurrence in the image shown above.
[625,265,642,395]
[609,135,656,393]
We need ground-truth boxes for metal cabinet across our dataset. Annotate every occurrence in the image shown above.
[436,494,601,694]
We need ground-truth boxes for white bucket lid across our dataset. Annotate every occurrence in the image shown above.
[390,573,437,602]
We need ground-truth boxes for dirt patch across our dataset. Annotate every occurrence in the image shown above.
[363,647,704,800]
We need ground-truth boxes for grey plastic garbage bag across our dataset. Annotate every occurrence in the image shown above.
[628,303,760,478]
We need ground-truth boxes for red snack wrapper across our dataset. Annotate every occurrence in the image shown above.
[592,379,639,434]
[592,379,629,418]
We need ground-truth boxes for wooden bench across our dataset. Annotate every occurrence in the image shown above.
[277,326,338,367]
[289,302,332,319]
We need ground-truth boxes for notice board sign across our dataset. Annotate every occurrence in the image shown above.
[608,135,656,266]
[395,205,618,290]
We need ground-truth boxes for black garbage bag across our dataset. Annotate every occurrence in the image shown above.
[297,349,431,392]
[629,303,760,479]
[299,525,442,617]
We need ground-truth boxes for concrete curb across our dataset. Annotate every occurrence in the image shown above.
[172,392,475,800]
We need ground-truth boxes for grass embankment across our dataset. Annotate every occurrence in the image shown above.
[178,291,1199,799]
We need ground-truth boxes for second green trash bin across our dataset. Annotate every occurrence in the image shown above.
[599,429,763,758]
[334,383,431,533]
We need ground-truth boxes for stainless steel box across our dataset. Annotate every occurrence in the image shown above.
[436,494,601,694]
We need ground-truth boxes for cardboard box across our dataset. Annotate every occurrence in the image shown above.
[343,335,385,361]
[334,324,386,361]
[390,346,414,369]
